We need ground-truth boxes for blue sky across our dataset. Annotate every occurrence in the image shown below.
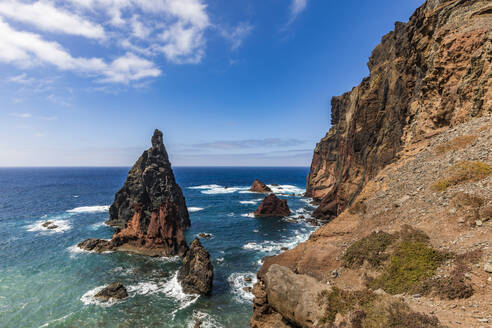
[0,0,423,167]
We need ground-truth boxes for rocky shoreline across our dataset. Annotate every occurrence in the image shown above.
[250,0,492,327]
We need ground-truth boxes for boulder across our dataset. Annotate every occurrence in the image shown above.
[250,180,272,193]
[198,233,212,239]
[94,282,128,302]
[77,238,111,252]
[178,238,213,295]
[254,194,291,218]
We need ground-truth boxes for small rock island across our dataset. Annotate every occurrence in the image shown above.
[78,129,190,257]
[250,179,272,193]
[254,194,291,218]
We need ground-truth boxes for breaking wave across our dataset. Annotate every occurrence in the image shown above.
[66,205,110,213]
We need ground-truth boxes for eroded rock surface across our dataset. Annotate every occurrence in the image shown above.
[254,194,291,218]
[250,180,272,193]
[178,238,214,295]
[94,282,128,302]
[80,129,190,257]
[306,0,492,221]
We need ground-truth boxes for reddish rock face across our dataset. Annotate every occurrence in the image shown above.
[250,180,272,193]
[79,129,190,257]
[254,194,291,218]
[306,0,492,221]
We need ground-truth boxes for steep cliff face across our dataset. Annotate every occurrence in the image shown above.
[252,1,492,327]
[80,129,190,257]
[306,0,491,220]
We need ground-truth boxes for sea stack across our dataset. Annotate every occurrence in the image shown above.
[79,129,190,257]
[254,194,291,218]
[178,238,214,295]
[250,180,272,193]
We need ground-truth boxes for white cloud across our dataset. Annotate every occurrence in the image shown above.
[290,0,308,17]
[0,1,105,39]
[0,0,217,84]
[220,22,253,50]
[10,112,32,118]
[101,53,161,83]
[0,19,160,84]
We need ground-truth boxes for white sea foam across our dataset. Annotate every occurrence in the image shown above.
[300,197,316,207]
[39,311,75,327]
[187,311,224,328]
[73,195,79,198]
[67,205,110,213]
[90,220,108,230]
[267,184,305,195]
[66,241,112,258]
[243,228,313,254]
[80,286,121,307]
[188,207,204,212]
[26,219,71,233]
[127,272,199,316]
[189,184,249,195]
[228,272,257,303]
[241,213,255,218]
[239,199,262,205]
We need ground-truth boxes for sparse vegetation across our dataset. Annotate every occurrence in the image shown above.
[367,240,447,294]
[431,161,492,191]
[343,231,396,268]
[434,135,477,155]
[317,287,445,327]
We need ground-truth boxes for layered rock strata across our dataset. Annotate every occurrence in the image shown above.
[254,194,291,218]
[252,0,492,326]
[306,0,492,221]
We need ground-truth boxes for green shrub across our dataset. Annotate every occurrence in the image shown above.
[367,240,447,294]
[432,161,492,191]
[343,231,397,268]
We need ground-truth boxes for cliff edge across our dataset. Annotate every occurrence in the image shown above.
[252,1,492,327]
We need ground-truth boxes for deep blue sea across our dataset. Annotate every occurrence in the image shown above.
[0,167,316,328]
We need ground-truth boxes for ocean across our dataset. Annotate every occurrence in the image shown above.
[0,167,316,328]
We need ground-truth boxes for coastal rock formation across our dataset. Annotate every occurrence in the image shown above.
[254,194,291,218]
[178,238,214,295]
[252,0,492,327]
[251,264,328,328]
[94,282,128,302]
[306,0,492,221]
[79,129,190,257]
[250,180,272,193]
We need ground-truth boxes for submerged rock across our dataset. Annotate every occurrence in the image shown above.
[198,233,212,239]
[80,129,190,257]
[94,282,128,302]
[178,238,213,295]
[250,180,272,193]
[77,238,111,252]
[42,221,53,228]
[46,225,58,230]
[254,194,291,218]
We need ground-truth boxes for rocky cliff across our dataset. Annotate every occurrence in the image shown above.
[252,1,492,327]
[306,0,491,221]
[80,129,190,257]
[178,238,214,295]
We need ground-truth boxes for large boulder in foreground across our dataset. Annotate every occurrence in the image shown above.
[94,282,128,302]
[250,180,272,193]
[254,194,291,218]
[79,129,190,257]
[178,238,213,295]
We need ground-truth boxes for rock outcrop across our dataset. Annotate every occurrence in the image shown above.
[94,282,128,302]
[306,0,491,221]
[251,0,492,327]
[250,180,272,193]
[178,238,214,295]
[251,264,328,328]
[79,129,190,257]
[254,194,291,218]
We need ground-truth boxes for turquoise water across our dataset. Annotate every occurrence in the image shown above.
[0,167,316,328]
